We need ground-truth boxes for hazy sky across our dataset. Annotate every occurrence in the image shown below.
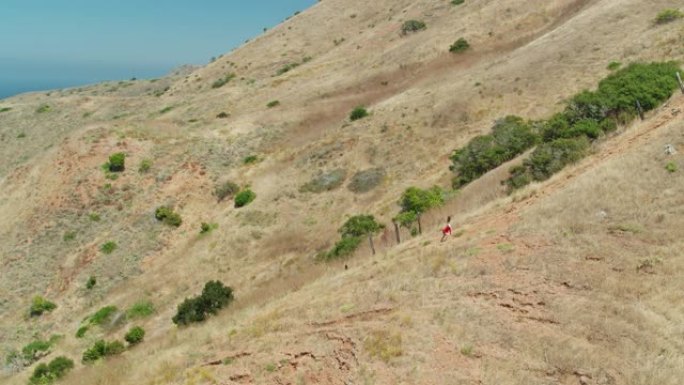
[0,0,316,98]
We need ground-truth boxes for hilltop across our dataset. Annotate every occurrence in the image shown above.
[1,1,684,384]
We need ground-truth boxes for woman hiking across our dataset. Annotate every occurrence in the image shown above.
[441,216,453,242]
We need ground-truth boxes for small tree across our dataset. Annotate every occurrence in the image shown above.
[398,186,444,234]
[234,189,256,208]
[449,38,470,53]
[401,20,426,34]
[339,215,385,255]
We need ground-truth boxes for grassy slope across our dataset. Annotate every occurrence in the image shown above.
[0,0,683,384]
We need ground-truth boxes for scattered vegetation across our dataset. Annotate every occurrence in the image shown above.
[347,168,386,193]
[325,236,363,260]
[0,107,12,113]
[276,62,300,76]
[214,180,240,202]
[107,152,126,172]
[36,105,51,114]
[401,20,427,34]
[451,0,465,5]
[159,106,174,114]
[607,61,622,71]
[364,331,403,362]
[138,159,152,173]
[82,340,125,363]
[29,356,74,385]
[349,106,369,121]
[88,305,119,326]
[19,337,61,365]
[655,9,683,24]
[100,241,118,254]
[449,38,470,53]
[267,100,280,108]
[665,162,678,173]
[30,296,57,317]
[200,222,218,234]
[211,73,236,88]
[126,300,155,319]
[85,276,97,290]
[172,280,234,326]
[124,326,145,345]
[301,169,347,193]
[155,206,183,227]
[234,189,256,208]
[243,154,259,164]
[75,326,88,339]
[216,111,230,118]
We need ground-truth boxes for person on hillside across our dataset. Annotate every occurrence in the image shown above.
[441,216,453,242]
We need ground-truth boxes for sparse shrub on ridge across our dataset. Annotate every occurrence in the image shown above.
[138,159,152,173]
[107,152,125,172]
[234,189,256,208]
[100,241,117,254]
[401,20,426,34]
[126,300,155,319]
[124,326,145,345]
[267,100,280,108]
[29,356,74,385]
[155,206,182,227]
[30,296,57,317]
[451,0,465,4]
[350,106,369,121]
[214,180,240,202]
[85,276,96,290]
[172,281,234,326]
[36,105,50,114]
[655,9,683,24]
[211,73,236,88]
[82,340,125,363]
[449,38,470,53]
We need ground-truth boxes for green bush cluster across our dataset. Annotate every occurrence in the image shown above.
[350,106,369,121]
[200,222,218,234]
[449,38,470,53]
[20,337,60,365]
[124,326,145,345]
[138,159,152,173]
[267,100,280,108]
[325,215,385,260]
[214,180,240,202]
[172,281,234,326]
[107,152,126,172]
[82,340,125,363]
[155,206,183,227]
[89,305,119,326]
[451,0,465,4]
[36,105,51,114]
[504,62,680,189]
[126,300,155,319]
[211,73,236,88]
[85,276,97,290]
[29,356,74,385]
[30,296,57,317]
[655,9,683,24]
[276,62,300,76]
[234,189,256,208]
[100,241,117,254]
[401,20,426,34]
[450,116,538,188]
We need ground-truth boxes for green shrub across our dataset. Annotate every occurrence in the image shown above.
[267,100,280,108]
[82,340,125,363]
[607,61,622,71]
[399,186,444,215]
[154,206,182,227]
[505,165,533,190]
[401,20,426,34]
[276,62,300,76]
[655,9,683,24]
[234,189,256,208]
[62,231,76,242]
[339,215,385,238]
[326,236,363,260]
[350,106,369,121]
[348,168,386,193]
[107,152,125,172]
[216,111,229,118]
[124,326,145,345]
[159,106,174,114]
[29,356,74,385]
[75,326,89,338]
[36,105,51,113]
[85,276,96,290]
[243,155,259,164]
[451,0,465,4]
[100,241,117,254]
[172,281,234,326]
[200,222,218,234]
[21,340,52,362]
[450,116,538,187]
[88,212,101,222]
[449,38,470,53]
[301,169,347,193]
[665,162,678,173]
[215,181,240,202]
[138,159,152,173]
[126,300,155,319]
[89,305,119,326]
[511,137,589,187]
[30,296,57,317]
[0,107,12,113]
[211,73,236,88]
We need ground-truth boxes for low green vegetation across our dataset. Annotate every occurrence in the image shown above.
[82,340,125,363]
[36,105,51,114]
[665,162,678,173]
[401,20,426,34]
[276,62,300,76]
[30,296,57,317]
[19,336,61,365]
[350,106,369,121]
[159,106,174,114]
[124,326,145,345]
[88,305,119,326]
[607,61,622,71]
[211,73,236,88]
[234,189,256,208]
[126,300,155,319]
[200,222,218,234]
[85,276,97,290]
[75,326,88,338]
[155,206,183,227]
[29,356,74,385]
[451,0,465,5]
[215,180,240,202]
[0,107,12,113]
[348,168,386,193]
[172,280,234,326]
[138,159,152,173]
[267,100,280,108]
[301,169,347,193]
[449,38,470,53]
[655,9,683,24]
[100,241,117,254]
[107,152,126,172]
[243,155,259,164]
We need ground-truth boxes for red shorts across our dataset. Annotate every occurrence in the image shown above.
[442,226,452,235]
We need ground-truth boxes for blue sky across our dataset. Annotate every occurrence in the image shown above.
[0,0,316,98]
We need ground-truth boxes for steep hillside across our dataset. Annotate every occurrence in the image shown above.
[1,0,683,384]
